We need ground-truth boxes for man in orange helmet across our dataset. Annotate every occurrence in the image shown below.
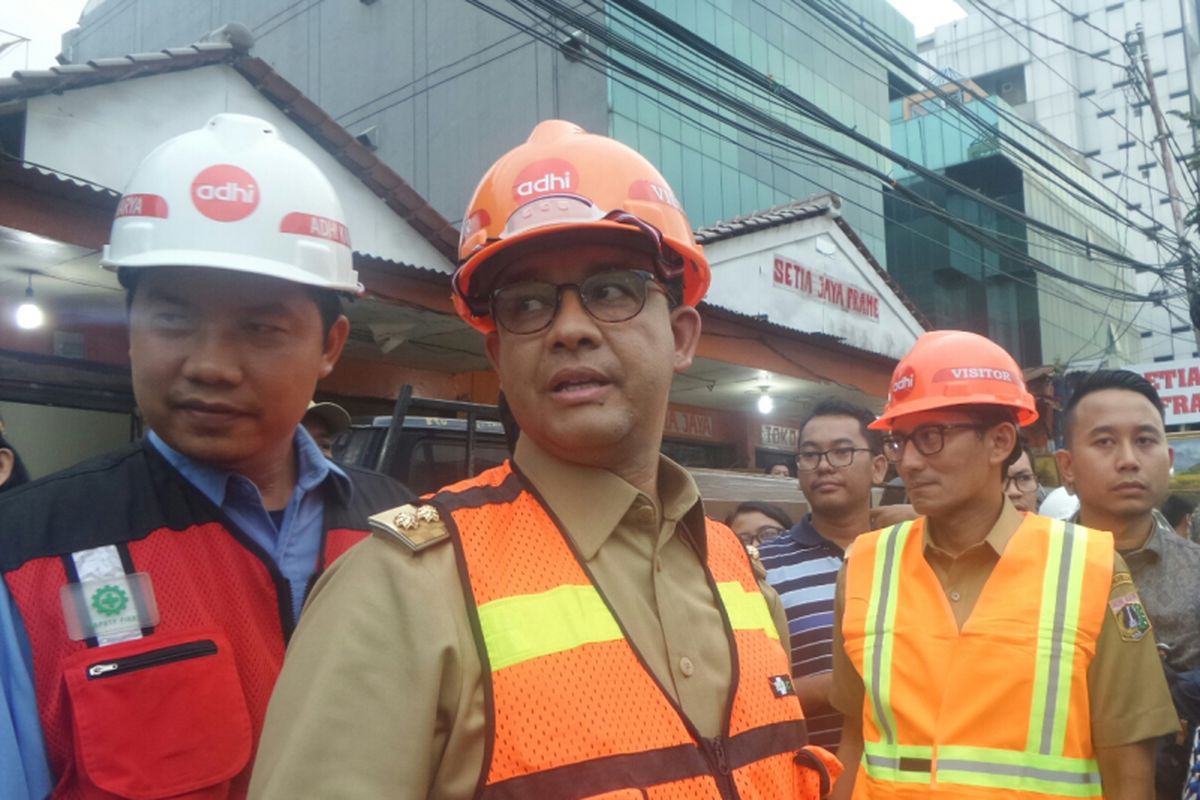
[250,120,839,798]
[828,330,1176,800]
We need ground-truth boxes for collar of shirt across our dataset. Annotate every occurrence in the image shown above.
[923,496,1025,560]
[512,436,704,561]
[1121,510,1172,562]
[1067,509,1168,562]
[147,427,351,511]
[784,513,843,555]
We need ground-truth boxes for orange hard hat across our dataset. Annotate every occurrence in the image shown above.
[869,330,1038,430]
[452,119,710,332]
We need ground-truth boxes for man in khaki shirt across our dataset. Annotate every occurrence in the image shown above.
[828,330,1177,800]
[250,121,815,798]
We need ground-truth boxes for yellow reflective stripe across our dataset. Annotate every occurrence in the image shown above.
[862,522,912,747]
[1027,521,1091,757]
[937,745,1102,798]
[862,741,933,784]
[716,581,779,640]
[478,584,623,670]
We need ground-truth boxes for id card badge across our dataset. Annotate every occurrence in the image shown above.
[60,572,160,644]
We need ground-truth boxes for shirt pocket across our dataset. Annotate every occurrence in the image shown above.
[63,629,252,799]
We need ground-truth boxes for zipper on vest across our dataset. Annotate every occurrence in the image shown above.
[86,639,218,679]
[705,736,739,798]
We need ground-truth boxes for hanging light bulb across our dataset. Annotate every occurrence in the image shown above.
[757,388,774,415]
[15,274,44,330]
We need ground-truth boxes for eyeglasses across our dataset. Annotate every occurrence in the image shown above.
[882,424,984,463]
[1004,472,1038,492]
[489,269,667,334]
[738,525,784,546]
[795,447,874,472]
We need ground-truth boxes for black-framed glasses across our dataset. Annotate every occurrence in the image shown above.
[489,269,667,334]
[795,447,874,472]
[1005,472,1038,492]
[882,424,984,464]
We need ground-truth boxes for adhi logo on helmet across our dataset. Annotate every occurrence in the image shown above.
[512,158,578,201]
[891,366,916,400]
[191,164,260,222]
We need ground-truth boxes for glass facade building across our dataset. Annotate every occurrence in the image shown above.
[605,0,913,261]
[885,86,1139,366]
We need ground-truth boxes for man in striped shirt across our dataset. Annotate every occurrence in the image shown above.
[758,398,886,750]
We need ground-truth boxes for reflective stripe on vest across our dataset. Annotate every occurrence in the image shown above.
[480,581,778,671]
[438,463,807,799]
[859,519,1102,797]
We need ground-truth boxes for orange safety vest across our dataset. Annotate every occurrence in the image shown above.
[432,463,840,799]
[842,515,1113,799]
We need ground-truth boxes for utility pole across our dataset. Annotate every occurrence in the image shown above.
[1133,24,1200,344]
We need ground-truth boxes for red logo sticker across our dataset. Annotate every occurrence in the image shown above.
[191,164,259,222]
[891,366,916,400]
[280,213,351,247]
[115,193,169,219]
[628,179,681,209]
[461,209,491,240]
[512,158,577,201]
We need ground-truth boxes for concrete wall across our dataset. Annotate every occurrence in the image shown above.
[24,65,451,272]
[1,400,132,480]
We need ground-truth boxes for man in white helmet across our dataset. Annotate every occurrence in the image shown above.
[0,114,412,798]
[251,119,840,798]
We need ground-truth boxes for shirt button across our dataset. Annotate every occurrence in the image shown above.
[949,590,962,602]
[679,656,695,677]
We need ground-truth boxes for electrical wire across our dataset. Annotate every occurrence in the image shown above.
[484,1,1165,308]
[806,0,1196,250]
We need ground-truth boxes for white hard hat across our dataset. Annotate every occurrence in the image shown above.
[101,113,361,294]
[1038,486,1080,520]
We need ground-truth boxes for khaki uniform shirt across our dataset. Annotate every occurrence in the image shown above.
[830,500,1178,749]
[249,438,791,799]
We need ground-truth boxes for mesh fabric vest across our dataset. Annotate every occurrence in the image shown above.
[435,463,823,799]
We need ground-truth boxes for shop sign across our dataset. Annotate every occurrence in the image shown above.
[773,255,880,321]
[664,409,717,440]
[759,424,799,450]
[1129,357,1200,425]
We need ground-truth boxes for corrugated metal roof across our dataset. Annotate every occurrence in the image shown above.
[0,39,459,261]
[0,157,120,205]
[694,193,840,244]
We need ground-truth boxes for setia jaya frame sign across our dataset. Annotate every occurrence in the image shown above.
[1129,358,1200,425]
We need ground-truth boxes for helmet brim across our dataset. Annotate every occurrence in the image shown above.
[869,395,1039,430]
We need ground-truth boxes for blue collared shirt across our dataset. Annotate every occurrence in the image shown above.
[148,427,351,624]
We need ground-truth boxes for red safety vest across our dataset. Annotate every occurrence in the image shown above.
[1,443,388,799]
[434,463,841,799]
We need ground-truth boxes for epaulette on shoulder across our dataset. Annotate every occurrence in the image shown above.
[368,503,449,552]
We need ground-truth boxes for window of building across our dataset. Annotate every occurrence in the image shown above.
[1102,169,1121,178]
[1079,88,1096,98]
[1140,330,1153,338]
[1097,108,1116,118]
[1117,141,1135,150]
[1155,354,1176,362]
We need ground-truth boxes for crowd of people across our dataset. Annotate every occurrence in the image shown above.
[0,113,1198,800]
